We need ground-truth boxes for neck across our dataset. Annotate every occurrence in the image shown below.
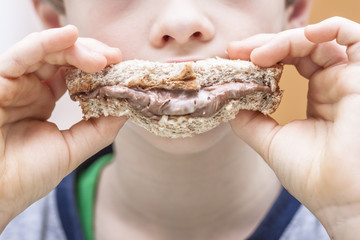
[96,124,281,239]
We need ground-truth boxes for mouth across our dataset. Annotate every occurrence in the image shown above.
[165,54,230,63]
[165,58,202,63]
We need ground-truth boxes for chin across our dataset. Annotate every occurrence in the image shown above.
[122,121,233,155]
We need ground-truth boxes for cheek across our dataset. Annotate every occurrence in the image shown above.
[214,3,286,40]
[249,3,287,33]
[84,23,150,60]
[65,6,151,60]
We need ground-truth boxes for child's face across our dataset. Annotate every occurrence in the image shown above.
[61,0,292,153]
[63,0,289,62]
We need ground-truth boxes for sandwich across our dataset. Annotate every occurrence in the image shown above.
[65,58,283,138]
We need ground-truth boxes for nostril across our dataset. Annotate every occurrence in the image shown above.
[160,32,203,45]
[163,35,171,42]
[192,31,202,38]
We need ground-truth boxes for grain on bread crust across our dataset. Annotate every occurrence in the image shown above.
[66,58,282,94]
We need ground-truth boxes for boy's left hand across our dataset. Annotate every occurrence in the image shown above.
[228,17,360,239]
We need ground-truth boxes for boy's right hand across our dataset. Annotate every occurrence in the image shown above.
[0,25,126,232]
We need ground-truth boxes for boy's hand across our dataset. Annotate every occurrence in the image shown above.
[228,17,360,239]
[0,25,125,231]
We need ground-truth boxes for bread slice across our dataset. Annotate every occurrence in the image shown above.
[65,58,283,138]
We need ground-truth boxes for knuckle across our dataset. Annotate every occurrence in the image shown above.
[326,16,349,26]
[330,16,345,22]
[347,42,360,59]
[22,31,46,56]
[23,31,41,42]
[0,79,19,106]
[9,53,28,76]
[44,51,68,66]
[0,74,32,107]
[22,32,44,49]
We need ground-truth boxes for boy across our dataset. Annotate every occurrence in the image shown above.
[0,0,359,239]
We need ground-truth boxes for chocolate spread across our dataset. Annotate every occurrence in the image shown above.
[81,82,271,120]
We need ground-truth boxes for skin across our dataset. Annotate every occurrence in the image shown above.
[0,25,126,228]
[1,0,360,239]
[228,18,360,238]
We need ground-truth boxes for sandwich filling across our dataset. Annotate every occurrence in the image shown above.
[76,82,271,120]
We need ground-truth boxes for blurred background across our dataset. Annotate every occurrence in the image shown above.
[0,0,359,128]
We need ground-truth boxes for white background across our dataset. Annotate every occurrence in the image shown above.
[0,0,82,129]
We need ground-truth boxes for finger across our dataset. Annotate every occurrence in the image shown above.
[0,75,55,126]
[247,28,347,79]
[0,66,63,125]
[227,33,275,60]
[35,63,59,80]
[76,38,122,65]
[0,74,45,108]
[304,63,360,122]
[0,97,55,127]
[42,39,122,99]
[305,17,360,62]
[42,68,68,101]
[289,41,346,81]
[230,110,280,164]
[61,116,127,173]
[42,39,122,73]
[227,30,321,79]
[250,28,315,67]
[42,43,108,74]
[309,41,347,68]
[0,25,79,78]
[0,26,122,79]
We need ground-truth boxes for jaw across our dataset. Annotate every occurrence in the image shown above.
[118,120,233,155]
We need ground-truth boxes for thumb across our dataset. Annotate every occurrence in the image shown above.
[230,110,280,166]
[61,116,127,173]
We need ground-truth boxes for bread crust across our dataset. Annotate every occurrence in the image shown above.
[66,58,282,94]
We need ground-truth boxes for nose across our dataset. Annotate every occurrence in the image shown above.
[149,1,215,48]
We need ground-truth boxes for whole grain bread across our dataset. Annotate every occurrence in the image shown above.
[67,58,282,94]
[65,58,283,138]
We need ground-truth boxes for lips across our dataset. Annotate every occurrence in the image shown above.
[164,54,229,63]
[165,58,201,63]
